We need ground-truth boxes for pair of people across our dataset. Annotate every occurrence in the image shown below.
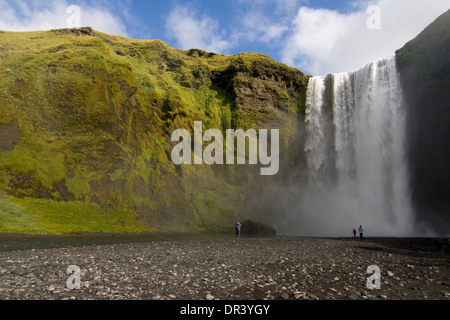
[353,226,364,239]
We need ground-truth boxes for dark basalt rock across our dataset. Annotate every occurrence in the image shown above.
[241,219,276,236]
[396,9,450,234]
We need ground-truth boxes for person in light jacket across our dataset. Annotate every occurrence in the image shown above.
[358,226,364,240]
[235,221,242,239]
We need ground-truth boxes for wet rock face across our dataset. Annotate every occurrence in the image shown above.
[396,9,450,233]
[0,120,21,152]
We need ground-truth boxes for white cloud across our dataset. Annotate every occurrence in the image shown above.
[281,0,450,75]
[233,0,305,46]
[165,5,232,53]
[236,11,289,44]
[0,0,128,36]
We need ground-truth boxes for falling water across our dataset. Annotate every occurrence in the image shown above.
[296,57,415,237]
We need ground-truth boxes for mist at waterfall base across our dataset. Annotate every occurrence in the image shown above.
[252,57,436,238]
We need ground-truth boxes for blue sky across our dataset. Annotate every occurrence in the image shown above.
[0,0,449,75]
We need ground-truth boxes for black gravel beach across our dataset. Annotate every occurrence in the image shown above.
[0,236,449,301]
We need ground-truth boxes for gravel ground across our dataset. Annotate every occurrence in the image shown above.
[0,237,449,300]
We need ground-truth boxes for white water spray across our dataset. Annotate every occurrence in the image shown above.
[294,57,416,237]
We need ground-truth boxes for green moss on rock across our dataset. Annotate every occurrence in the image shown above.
[0,28,309,234]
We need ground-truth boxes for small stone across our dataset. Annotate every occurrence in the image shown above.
[206,293,215,300]
[293,291,306,299]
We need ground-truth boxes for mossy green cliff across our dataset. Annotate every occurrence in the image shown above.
[0,27,309,234]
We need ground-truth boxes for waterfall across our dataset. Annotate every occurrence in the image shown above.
[296,57,415,237]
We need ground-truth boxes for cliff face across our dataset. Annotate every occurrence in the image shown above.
[396,9,450,233]
[0,28,309,234]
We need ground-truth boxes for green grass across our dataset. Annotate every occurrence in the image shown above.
[0,196,150,235]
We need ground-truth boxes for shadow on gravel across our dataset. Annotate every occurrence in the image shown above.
[0,232,275,252]
[0,233,235,252]
[345,237,450,258]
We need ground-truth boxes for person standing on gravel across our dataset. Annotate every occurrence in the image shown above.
[358,226,364,240]
[235,221,242,239]
[353,228,357,238]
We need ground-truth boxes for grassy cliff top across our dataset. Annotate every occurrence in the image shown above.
[0,27,304,80]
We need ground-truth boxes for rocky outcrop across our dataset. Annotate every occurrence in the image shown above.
[211,58,308,124]
[241,220,276,236]
[51,26,96,37]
